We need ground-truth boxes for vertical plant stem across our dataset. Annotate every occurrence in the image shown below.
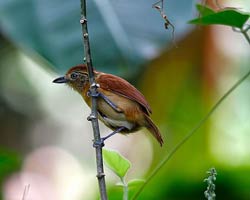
[121,177,128,200]
[80,0,107,199]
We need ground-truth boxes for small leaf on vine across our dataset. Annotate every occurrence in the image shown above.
[190,4,250,29]
[103,148,131,178]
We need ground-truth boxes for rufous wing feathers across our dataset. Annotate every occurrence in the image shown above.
[97,73,152,115]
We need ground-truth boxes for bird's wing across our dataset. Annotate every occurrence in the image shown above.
[97,73,152,115]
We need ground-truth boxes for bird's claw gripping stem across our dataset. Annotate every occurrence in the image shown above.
[87,90,121,112]
[93,138,105,148]
[87,114,96,121]
[92,127,126,148]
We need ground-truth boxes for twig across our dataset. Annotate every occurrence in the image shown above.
[80,0,107,199]
[241,25,250,44]
[132,19,250,200]
[152,0,175,44]
[21,184,30,200]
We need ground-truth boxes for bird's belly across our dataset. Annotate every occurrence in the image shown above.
[95,90,143,132]
[99,114,134,130]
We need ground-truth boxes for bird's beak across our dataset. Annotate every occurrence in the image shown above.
[53,76,68,84]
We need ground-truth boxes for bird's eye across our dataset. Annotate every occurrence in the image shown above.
[70,72,78,80]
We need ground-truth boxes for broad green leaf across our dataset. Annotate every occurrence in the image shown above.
[103,148,131,178]
[128,179,145,188]
[190,4,250,29]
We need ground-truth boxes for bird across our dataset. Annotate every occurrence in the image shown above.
[53,64,163,146]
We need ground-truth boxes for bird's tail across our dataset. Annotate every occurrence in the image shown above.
[144,114,164,146]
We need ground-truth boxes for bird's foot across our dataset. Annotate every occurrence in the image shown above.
[92,127,126,148]
[87,114,97,121]
[87,90,121,112]
[93,138,105,148]
[102,127,126,140]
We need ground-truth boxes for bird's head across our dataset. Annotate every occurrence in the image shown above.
[53,64,90,93]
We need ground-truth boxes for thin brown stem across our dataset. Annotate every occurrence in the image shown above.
[80,0,107,199]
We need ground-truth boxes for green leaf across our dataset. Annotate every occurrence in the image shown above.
[103,148,131,178]
[189,4,250,29]
[196,4,215,16]
[128,179,145,188]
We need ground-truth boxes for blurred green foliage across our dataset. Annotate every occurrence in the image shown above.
[0,149,21,200]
